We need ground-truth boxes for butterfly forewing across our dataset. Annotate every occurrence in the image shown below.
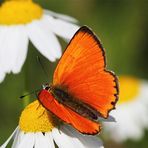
[53,26,118,118]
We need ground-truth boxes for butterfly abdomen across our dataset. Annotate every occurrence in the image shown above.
[51,86,98,121]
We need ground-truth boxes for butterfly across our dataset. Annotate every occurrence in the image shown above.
[38,26,119,135]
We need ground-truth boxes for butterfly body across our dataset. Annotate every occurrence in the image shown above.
[38,26,119,135]
[41,84,98,121]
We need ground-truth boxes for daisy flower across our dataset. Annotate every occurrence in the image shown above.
[0,0,79,82]
[1,100,104,148]
[103,76,148,143]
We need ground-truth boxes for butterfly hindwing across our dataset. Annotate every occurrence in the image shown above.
[38,89,100,134]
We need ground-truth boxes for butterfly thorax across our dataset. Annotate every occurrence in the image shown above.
[44,84,98,121]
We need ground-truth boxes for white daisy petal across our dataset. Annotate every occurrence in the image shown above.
[45,132,55,148]
[0,71,5,83]
[26,19,61,62]
[139,82,148,106]
[104,86,148,142]
[12,127,21,148]
[44,15,79,40]
[0,126,18,148]
[12,129,25,148]
[17,133,35,148]
[52,127,84,148]
[44,9,78,23]
[103,77,148,142]
[0,26,12,74]
[0,27,7,80]
[11,26,28,73]
[104,106,142,142]
[62,126,104,148]
[38,16,62,58]
[34,132,54,148]
[0,25,28,75]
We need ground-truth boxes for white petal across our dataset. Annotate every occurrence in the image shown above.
[38,17,62,58]
[46,132,55,148]
[0,26,17,82]
[44,9,78,23]
[52,126,103,148]
[0,27,6,82]
[52,128,83,148]
[12,128,25,148]
[0,71,5,83]
[17,133,35,148]
[62,126,104,148]
[139,82,148,105]
[104,100,147,142]
[0,26,11,76]
[0,26,27,74]
[26,19,61,62]
[12,127,21,148]
[44,15,79,40]
[0,126,19,148]
[34,132,55,148]
[11,26,28,73]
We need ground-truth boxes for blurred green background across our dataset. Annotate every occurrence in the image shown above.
[0,0,148,147]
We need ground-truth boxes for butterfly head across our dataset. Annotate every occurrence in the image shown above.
[42,83,51,91]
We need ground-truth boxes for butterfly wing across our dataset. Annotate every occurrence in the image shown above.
[38,89,100,134]
[53,26,119,118]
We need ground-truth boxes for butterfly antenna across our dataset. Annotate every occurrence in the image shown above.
[19,89,41,99]
[36,56,49,80]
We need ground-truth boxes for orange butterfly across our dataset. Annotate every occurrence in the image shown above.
[38,26,119,135]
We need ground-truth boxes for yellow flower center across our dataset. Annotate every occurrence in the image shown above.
[0,0,43,25]
[119,76,140,104]
[19,100,59,132]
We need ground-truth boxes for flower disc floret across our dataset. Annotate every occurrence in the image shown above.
[0,0,43,25]
[19,100,58,132]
